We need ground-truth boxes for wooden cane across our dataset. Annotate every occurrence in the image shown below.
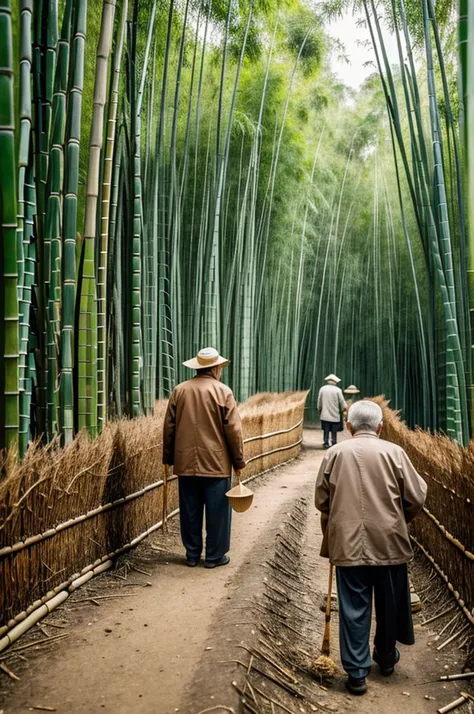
[162,464,169,533]
[321,564,334,656]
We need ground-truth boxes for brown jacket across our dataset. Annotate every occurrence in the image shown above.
[315,432,427,566]
[162,374,246,477]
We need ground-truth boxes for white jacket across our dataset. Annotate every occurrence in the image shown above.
[317,384,346,423]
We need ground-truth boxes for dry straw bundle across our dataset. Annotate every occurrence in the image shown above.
[240,391,308,480]
[373,397,474,628]
[0,391,308,632]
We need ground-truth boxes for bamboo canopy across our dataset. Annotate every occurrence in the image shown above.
[0,0,473,452]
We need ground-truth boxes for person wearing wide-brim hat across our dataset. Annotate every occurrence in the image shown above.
[343,385,361,421]
[162,347,246,568]
[317,374,347,449]
[344,384,360,396]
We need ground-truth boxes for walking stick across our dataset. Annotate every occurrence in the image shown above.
[321,564,334,656]
[162,464,169,533]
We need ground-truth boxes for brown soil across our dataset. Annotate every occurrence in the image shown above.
[0,429,471,714]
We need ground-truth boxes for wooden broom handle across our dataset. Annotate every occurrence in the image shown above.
[162,464,169,533]
[325,564,334,622]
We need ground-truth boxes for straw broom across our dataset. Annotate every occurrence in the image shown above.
[312,564,337,678]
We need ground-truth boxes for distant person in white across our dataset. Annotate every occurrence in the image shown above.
[317,374,347,449]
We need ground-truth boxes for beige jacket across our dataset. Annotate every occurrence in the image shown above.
[315,432,427,566]
[162,374,246,477]
[317,384,346,422]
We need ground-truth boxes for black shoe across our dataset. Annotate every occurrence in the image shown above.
[346,677,367,695]
[186,557,200,567]
[373,647,400,676]
[323,444,329,450]
[204,555,230,569]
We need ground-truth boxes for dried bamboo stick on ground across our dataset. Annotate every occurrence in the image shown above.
[1,633,68,656]
[239,660,302,698]
[0,662,20,680]
[242,677,258,705]
[232,681,264,714]
[129,564,151,577]
[437,623,471,651]
[437,696,469,714]
[237,644,298,684]
[259,640,309,678]
[249,681,298,714]
[436,613,459,639]
[421,605,457,626]
[71,593,138,603]
[267,571,306,596]
[440,672,474,681]
[242,700,263,714]
[36,623,50,638]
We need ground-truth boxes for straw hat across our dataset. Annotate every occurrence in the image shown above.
[344,384,360,394]
[226,481,254,513]
[183,347,230,370]
[325,374,341,383]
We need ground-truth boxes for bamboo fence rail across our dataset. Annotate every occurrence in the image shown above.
[0,391,308,632]
[375,397,474,629]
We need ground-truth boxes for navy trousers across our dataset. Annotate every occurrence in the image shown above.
[178,476,231,563]
[336,564,414,679]
[321,420,339,447]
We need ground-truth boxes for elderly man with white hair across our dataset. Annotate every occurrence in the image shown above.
[315,400,427,696]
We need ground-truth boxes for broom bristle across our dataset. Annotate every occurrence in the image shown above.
[311,655,337,679]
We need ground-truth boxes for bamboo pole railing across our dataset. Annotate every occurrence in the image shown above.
[411,536,474,627]
[422,507,474,561]
[0,419,303,560]
[0,404,306,651]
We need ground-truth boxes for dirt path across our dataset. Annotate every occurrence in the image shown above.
[0,430,469,714]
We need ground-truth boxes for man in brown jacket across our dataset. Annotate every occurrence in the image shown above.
[162,348,246,568]
[315,400,427,695]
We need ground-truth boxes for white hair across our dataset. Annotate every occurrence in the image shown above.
[348,400,383,432]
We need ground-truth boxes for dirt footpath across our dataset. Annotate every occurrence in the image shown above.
[0,430,470,714]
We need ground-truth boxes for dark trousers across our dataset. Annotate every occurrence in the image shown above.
[321,420,339,446]
[336,564,414,678]
[178,476,231,563]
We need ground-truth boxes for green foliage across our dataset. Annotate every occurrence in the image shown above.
[3,0,472,451]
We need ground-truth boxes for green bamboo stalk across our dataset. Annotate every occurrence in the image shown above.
[77,0,114,435]
[97,0,125,427]
[155,0,175,397]
[32,0,58,437]
[45,0,72,439]
[202,0,233,348]
[460,0,474,433]
[129,0,155,417]
[422,0,467,443]
[168,0,190,384]
[17,0,34,454]
[60,0,86,443]
[0,0,19,449]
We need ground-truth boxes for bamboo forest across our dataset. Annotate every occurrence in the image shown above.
[1,0,474,452]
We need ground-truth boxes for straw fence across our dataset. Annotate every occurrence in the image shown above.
[375,397,474,628]
[0,391,308,637]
